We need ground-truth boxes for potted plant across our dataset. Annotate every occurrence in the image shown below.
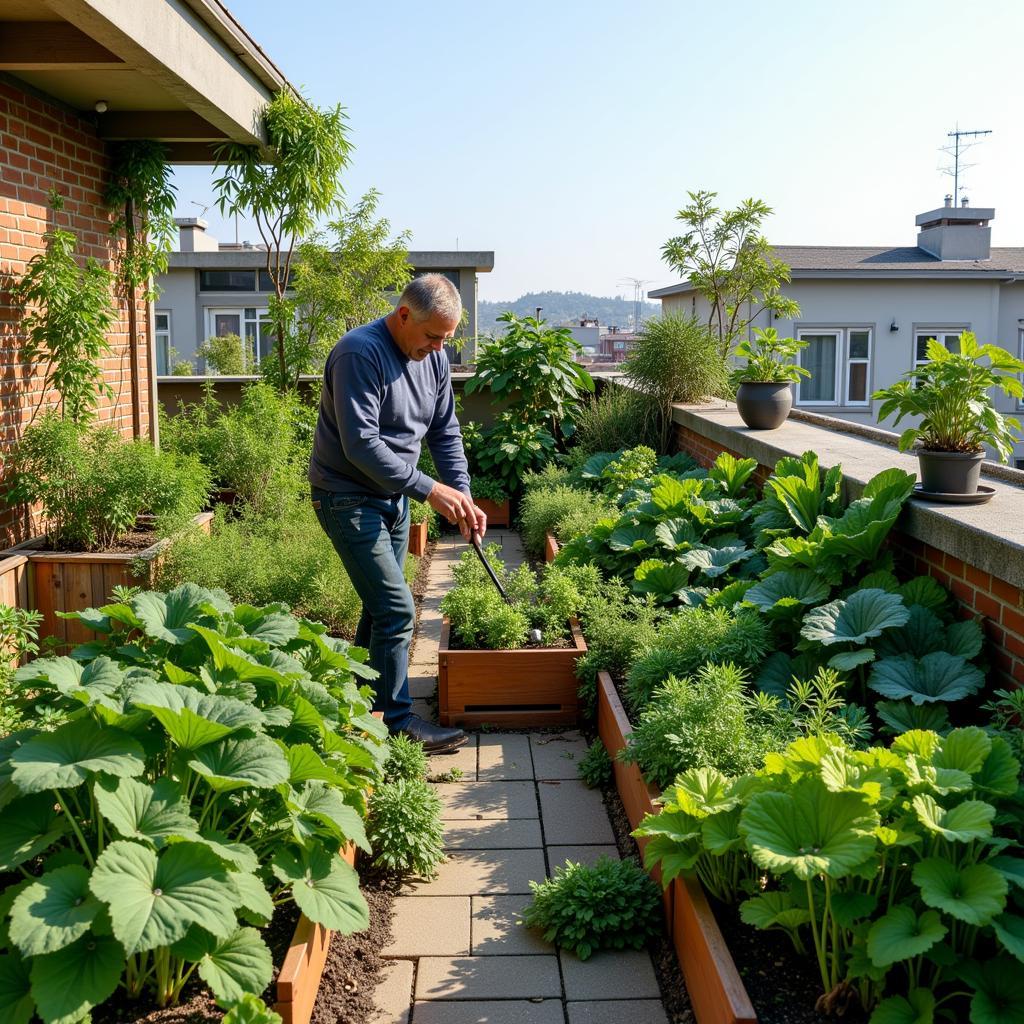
[730,327,810,429]
[471,474,512,528]
[873,331,1024,497]
[408,498,434,556]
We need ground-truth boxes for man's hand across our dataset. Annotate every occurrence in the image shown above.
[427,482,487,541]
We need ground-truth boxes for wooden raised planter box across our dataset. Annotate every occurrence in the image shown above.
[544,531,559,563]
[24,512,214,646]
[438,615,585,727]
[477,496,510,528]
[596,671,756,1024]
[408,517,428,557]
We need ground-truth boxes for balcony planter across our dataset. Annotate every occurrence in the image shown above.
[438,615,585,726]
[917,449,986,496]
[25,512,214,646]
[408,517,429,557]
[544,532,559,563]
[735,382,792,430]
[477,496,510,528]
[596,670,756,1024]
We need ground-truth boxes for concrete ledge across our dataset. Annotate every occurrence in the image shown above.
[671,403,1024,588]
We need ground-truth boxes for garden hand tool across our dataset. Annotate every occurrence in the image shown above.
[469,530,544,643]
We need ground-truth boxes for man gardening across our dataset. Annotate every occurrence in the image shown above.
[309,274,485,754]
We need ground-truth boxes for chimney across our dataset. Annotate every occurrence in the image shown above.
[175,217,219,253]
[915,202,994,261]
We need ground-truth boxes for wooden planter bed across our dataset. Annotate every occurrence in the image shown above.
[438,615,585,727]
[596,671,756,1024]
[408,517,428,557]
[477,496,510,528]
[544,531,559,563]
[24,512,214,646]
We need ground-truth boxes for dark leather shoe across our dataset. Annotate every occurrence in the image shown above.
[394,715,466,753]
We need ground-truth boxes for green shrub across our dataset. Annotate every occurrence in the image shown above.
[196,331,254,374]
[383,734,429,783]
[5,414,210,550]
[521,462,577,494]
[0,605,42,736]
[574,382,661,456]
[578,740,613,789]
[366,777,445,876]
[520,485,613,555]
[523,857,661,960]
[621,663,785,790]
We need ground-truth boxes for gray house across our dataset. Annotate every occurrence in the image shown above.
[155,219,494,371]
[649,200,1024,466]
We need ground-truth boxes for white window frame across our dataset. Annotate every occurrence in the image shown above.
[155,309,172,375]
[845,328,872,406]
[1018,327,1024,411]
[795,327,874,408]
[205,307,270,368]
[914,327,966,369]
[795,329,842,407]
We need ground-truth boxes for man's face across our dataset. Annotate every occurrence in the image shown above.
[393,307,459,361]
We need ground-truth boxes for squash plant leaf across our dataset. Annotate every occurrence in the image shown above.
[682,545,753,579]
[8,866,101,957]
[869,652,985,705]
[896,576,950,616]
[828,649,877,672]
[94,777,197,847]
[912,858,1007,925]
[653,518,699,552]
[975,738,1021,796]
[28,931,123,1024]
[608,523,658,553]
[745,571,830,614]
[912,796,994,843]
[993,913,1024,963]
[132,583,218,645]
[0,794,69,870]
[969,956,1024,1024]
[130,680,263,749]
[187,736,290,792]
[232,603,299,647]
[90,839,239,954]
[933,727,991,775]
[944,619,984,660]
[875,700,949,736]
[874,605,945,659]
[11,719,145,794]
[222,993,282,1024]
[285,781,370,852]
[271,844,369,933]
[632,560,692,603]
[228,872,274,926]
[869,988,935,1024]
[801,589,909,646]
[0,950,33,1024]
[171,925,273,1007]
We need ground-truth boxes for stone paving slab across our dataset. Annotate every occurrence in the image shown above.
[443,819,543,850]
[477,734,534,780]
[411,698,435,722]
[415,955,561,1000]
[471,895,549,955]
[413,1001,565,1024]
[567,1000,669,1024]
[402,849,547,896]
[530,731,590,779]
[547,845,621,870]
[382,897,470,957]
[371,958,413,1024]
[435,781,538,820]
[538,780,616,844]
[410,674,437,699]
[560,950,661,1000]
[429,739,477,781]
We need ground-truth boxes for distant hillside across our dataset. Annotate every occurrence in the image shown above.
[478,291,660,335]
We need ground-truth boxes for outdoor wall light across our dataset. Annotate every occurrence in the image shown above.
[890,319,899,332]
[94,100,108,113]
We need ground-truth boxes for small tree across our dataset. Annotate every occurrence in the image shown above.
[197,332,254,375]
[661,190,800,357]
[266,189,412,388]
[213,90,351,389]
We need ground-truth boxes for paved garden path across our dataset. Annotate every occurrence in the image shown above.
[371,534,670,1023]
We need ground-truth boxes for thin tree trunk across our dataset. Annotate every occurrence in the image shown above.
[124,196,142,437]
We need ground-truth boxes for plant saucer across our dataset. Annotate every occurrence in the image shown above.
[912,483,995,505]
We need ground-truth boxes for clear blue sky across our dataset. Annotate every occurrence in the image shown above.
[172,0,1024,303]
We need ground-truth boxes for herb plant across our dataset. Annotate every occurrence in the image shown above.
[873,331,1024,460]
[0,585,386,1018]
[383,734,429,783]
[731,327,810,385]
[0,605,42,736]
[522,857,661,960]
[519,484,614,555]
[578,740,613,789]
[366,777,445,877]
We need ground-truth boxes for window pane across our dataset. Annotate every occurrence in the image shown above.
[943,334,961,352]
[156,337,169,376]
[849,331,870,359]
[258,269,291,292]
[155,312,169,331]
[213,313,241,336]
[799,335,837,402]
[258,317,275,363]
[244,307,257,319]
[916,336,933,360]
[199,270,255,291]
[848,362,868,402]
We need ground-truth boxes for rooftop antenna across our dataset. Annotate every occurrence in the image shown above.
[939,125,991,206]
[190,200,210,218]
[618,277,653,332]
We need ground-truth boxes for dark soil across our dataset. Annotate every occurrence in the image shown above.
[447,631,573,651]
[410,539,435,604]
[309,875,397,1024]
[35,529,162,554]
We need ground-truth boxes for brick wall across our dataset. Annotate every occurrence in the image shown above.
[1,78,150,545]
[674,422,1024,688]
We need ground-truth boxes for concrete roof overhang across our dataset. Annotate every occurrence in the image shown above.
[167,250,497,273]
[0,0,292,162]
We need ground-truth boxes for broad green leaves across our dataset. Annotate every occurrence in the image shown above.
[8,866,101,957]
[188,736,290,792]
[272,845,368,932]
[745,571,830,613]
[869,652,985,705]
[867,906,946,967]
[130,680,263,749]
[0,795,69,870]
[172,926,272,1006]
[912,859,1007,926]
[29,931,124,1024]
[801,589,910,646]
[94,777,197,846]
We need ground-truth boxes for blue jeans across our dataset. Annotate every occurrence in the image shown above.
[311,487,414,730]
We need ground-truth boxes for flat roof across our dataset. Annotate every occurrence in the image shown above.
[167,250,496,273]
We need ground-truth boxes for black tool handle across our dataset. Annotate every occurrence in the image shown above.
[471,531,512,605]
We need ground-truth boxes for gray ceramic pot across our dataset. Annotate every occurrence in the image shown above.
[918,449,986,495]
[735,381,793,430]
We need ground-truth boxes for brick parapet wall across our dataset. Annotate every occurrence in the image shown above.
[673,418,1024,689]
[0,78,150,545]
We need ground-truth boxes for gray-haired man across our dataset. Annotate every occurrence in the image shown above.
[309,274,485,752]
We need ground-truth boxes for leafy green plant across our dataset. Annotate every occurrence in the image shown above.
[366,778,445,876]
[578,740,613,789]
[4,415,211,551]
[574,382,662,456]
[873,331,1024,460]
[471,475,509,504]
[519,485,614,555]
[1,584,386,1018]
[462,413,557,494]
[383,734,429,783]
[731,327,810,384]
[522,857,661,960]
[0,605,42,737]
[197,332,254,375]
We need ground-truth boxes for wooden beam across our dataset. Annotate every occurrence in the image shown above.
[0,22,123,70]
[158,141,227,165]
[98,110,228,142]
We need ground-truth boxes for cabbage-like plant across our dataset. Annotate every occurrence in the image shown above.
[0,585,387,1021]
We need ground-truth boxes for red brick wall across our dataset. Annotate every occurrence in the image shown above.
[1,78,150,545]
[674,423,1024,688]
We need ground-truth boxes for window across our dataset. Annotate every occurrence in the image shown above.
[205,307,271,369]
[412,269,460,290]
[155,310,172,375]
[795,328,873,407]
[199,269,256,292]
[914,329,964,368]
[614,341,625,350]
[258,268,292,292]
[1016,458,1024,470]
